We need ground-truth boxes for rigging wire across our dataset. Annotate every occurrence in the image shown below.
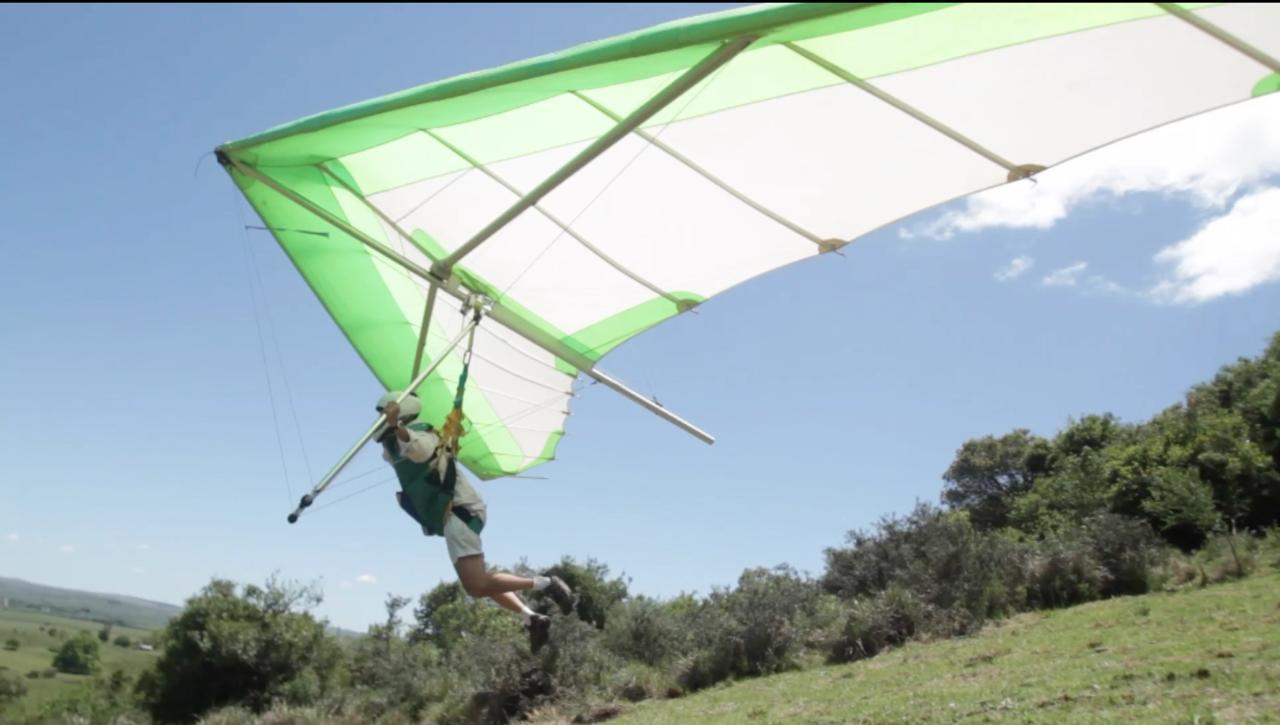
[307,474,399,515]
[233,192,295,507]
[244,231,316,485]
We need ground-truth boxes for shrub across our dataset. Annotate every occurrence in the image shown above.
[1081,512,1166,596]
[52,631,101,675]
[725,566,820,676]
[1262,527,1280,570]
[822,503,1029,623]
[410,582,520,654]
[604,662,675,703]
[1150,550,1202,591]
[432,637,546,725]
[136,577,344,723]
[603,596,685,667]
[672,599,738,693]
[540,616,624,699]
[19,674,147,724]
[3,638,18,652]
[1027,533,1106,608]
[828,586,930,664]
[0,670,28,705]
[113,635,132,648]
[672,566,820,691]
[1195,534,1258,582]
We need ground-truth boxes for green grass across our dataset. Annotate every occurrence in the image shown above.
[613,572,1280,724]
[0,608,159,718]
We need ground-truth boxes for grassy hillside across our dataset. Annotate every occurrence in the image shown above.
[0,608,160,717]
[611,572,1280,724]
[0,577,179,629]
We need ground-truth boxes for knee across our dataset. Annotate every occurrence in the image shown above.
[459,575,488,598]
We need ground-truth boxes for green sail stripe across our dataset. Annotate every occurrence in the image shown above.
[223,4,902,158]
[570,292,706,359]
[1254,73,1280,97]
[221,3,1217,170]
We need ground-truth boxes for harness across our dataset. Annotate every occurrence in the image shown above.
[388,304,484,536]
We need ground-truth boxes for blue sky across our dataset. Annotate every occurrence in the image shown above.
[2,4,1279,631]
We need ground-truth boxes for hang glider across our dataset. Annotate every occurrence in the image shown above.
[218,2,1280,483]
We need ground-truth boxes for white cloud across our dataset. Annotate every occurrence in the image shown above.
[1150,186,1280,305]
[5,533,17,542]
[58,544,74,553]
[355,574,377,585]
[1043,262,1088,287]
[904,94,1280,240]
[1085,275,1132,297]
[994,256,1034,281]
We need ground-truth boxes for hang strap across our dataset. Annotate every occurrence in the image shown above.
[437,303,483,459]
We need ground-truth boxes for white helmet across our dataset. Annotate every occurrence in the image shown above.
[376,391,421,423]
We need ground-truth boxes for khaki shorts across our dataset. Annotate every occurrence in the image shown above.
[444,513,484,564]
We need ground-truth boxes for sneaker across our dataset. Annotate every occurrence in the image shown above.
[545,576,575,615]
[526,613,551,654]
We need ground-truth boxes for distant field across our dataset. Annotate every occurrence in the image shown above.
[614,572,1280,724]
[0,608,159,718]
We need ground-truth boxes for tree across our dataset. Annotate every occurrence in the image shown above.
[3,638,18,651]
[1008,449,1113,534]
[52,631,101,675]
[135,577,343,723]
[1050,414,1127,463]
[1143,467,1245,576]
[348,594,442,720]
[112,635,131,648]
[97,623,112,643]
[409,581,517,653]
[941,430,1050,529]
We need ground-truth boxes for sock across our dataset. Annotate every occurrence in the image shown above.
[531,576,551,591]
[520,603,536,624]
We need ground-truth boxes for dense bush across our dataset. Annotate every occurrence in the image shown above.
[136,577,344,723]
[828,585,930,664]
[1081,512,1165,596]
[822,503,1028,625]
[603,596,686,667]
[52,631,101,675]
[1026,532,1106,609]
[671,566,820,692]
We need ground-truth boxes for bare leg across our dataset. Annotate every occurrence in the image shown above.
[489,591,530,615]
[454,554,534,598]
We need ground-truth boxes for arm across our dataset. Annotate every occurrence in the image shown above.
[398,427,438,464]
[383,402,438,464]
